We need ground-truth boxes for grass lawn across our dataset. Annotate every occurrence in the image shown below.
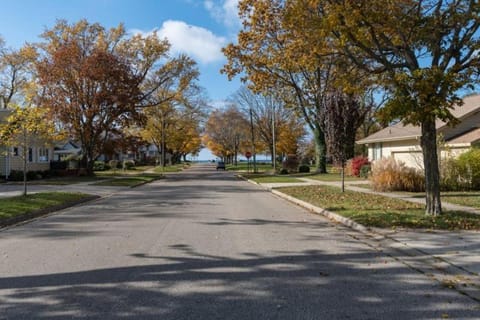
[24,176,107,185]
[153,164,189,173]
[0,192,93,221]
[227,163,274,172]
[92,175,161,187]
[308,173,367,182]
[378,190,480,209]
[441,191,480,209]
[278,185,480,230]
[350,183,373,189]
[250,176,303,183]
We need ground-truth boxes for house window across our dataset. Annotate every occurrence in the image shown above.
[28,148,33,162]
[38,148,49,162]
[13,147,19,156]
[373,143,383,160]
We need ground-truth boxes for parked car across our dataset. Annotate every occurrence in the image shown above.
[216,161,226,170]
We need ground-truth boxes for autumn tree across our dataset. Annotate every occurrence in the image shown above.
[139,55,202,167]
[0,105,59,195]
[232,86,305,166]
[288,0,480,215]
[165,112,203,163]
[222,0,372,173]
[203,106,250,163]
[36,20,171,174]
[324,91,364,192]
[0,42,38,108]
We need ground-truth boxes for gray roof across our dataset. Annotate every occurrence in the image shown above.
[448,127,480,145]
[357,94,480,144]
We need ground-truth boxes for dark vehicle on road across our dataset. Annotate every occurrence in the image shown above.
[216,161,226,170]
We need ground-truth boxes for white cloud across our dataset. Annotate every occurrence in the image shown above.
[133,20,227,65]
[204,0,240,29]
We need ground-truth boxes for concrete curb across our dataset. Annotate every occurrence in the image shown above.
[0,194,100,229]
[238,174,369,233]
[271,189,370,233]
[239,175,480,302]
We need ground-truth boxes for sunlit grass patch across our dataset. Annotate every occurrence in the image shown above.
[92,176,160,187]
[279,185,480,230]
[0,192,92,220]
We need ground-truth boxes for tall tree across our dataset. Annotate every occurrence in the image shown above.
[232,86,304,166]
[289,0,480,215]
[140,56,202,166]
[36,20,171,174]
[222,0,331,173]
[0,44,37,108]
[324,91,363,192]
[222,0,371,173]
[204,106,250,163]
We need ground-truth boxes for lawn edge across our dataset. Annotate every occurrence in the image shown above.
[270,189,370,233]
[0,194,100,229]
[238,173,369,232]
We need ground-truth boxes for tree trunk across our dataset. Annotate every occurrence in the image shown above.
[23,151,27,196]
[420,117,442,215]
[313,126,327,173]
[341,161,345,193]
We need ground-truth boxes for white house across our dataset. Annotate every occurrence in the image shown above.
[0,109,54,179]
[357,94,480,169]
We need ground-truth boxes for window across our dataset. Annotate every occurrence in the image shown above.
[28,148,33,162]
[373,143,383,160]
[38,148,49,162]
[13,147,19,156]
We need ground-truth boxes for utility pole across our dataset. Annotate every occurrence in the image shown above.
[249,107,257,173]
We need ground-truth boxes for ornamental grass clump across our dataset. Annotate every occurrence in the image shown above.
[370,156,424,192]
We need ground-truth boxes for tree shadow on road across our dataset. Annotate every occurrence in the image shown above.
[0,248,478,319]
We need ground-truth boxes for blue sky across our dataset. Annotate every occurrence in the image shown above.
[0,0,243,159]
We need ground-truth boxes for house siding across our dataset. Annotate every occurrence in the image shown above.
[366,139,472,169]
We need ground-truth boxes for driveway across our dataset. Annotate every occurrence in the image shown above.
[0,163,478,319]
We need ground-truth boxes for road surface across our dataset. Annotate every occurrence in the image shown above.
[0,163,478,319]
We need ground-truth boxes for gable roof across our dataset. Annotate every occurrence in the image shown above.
[447,127,480,145]
[357,94,480,144]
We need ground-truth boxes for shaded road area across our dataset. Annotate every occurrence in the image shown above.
[0,163,478,319]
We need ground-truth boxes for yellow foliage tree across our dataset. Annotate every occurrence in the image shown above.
[0,105,62,195]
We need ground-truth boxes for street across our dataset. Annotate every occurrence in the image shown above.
[0,163,478,319]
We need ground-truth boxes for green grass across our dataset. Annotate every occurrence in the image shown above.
[227,163,274,173]
[278,185,480,230]
[0,192,92,220]
[441,191,480,209]
[250,176,302,183]
[308,173,366,182]
[153,164,189,173]
[384,190,480,209]
[350,183,373,189]
[23,176,107,185]
[92,175,161,187]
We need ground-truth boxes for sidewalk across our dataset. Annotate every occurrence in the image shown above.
[249,177,480,301]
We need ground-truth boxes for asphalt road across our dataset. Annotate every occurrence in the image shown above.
[0,163,478,319]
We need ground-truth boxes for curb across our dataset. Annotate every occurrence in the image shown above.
[0,195,100,229]
[238,174,369,233]
[271,189,370,233]
[240,176,480,302]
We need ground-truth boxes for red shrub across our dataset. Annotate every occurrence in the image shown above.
[350,156,369,177]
